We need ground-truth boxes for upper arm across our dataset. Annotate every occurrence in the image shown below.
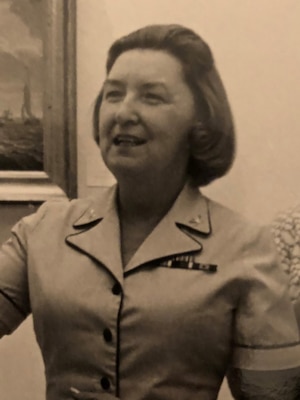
[228,226,300,398]
[0,201,51,337]
[0,221,30,336]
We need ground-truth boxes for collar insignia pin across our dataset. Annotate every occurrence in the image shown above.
[89,209,96,219]
[189,215,202,225]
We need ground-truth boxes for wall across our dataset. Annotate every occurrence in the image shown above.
[1,1,300,399]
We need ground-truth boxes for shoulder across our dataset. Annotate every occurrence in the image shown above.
[190,196,280,286]
[14,186,114,234]
[207,196,273,251]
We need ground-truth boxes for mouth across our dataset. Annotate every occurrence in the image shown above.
[113,134,146,147]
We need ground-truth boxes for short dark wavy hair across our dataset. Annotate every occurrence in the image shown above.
[93,24,236,186]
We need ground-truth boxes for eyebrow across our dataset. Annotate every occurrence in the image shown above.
[141,82,168,91]
[103,79,124,88]
[103,79,168,90]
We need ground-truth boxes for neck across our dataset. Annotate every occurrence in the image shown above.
[116,170,188,223]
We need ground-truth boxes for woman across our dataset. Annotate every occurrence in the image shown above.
[1,24,300,400]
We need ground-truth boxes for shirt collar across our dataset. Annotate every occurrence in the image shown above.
[72,182,211,236]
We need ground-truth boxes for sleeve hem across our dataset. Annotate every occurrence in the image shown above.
[231,342,300,371]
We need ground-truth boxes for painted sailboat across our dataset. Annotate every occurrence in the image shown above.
[21,67,39,125]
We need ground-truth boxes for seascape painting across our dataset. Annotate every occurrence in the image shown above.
[0,0,43,170]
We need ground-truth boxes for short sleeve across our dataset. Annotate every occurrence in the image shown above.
[227,227,300,398]
[0,202,49,337]
[231,226,300,371]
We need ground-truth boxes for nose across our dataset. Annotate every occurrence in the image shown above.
[115,94,139,125]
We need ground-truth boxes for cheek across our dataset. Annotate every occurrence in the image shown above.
[145,115,191,148]
[164,111,195,138]
[98,106,114,138]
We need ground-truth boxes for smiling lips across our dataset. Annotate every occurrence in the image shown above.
[113,134,146,146]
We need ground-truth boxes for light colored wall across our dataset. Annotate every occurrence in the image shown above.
[1,1,300,399]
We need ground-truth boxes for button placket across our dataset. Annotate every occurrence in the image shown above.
[99,280,123,395]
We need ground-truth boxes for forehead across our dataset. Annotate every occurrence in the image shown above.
[108,49,187,84]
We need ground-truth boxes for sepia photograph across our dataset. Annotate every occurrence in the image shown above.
[1,1,300,399]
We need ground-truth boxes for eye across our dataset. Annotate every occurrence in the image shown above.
[142,92,165,105]
[103,89,124,102]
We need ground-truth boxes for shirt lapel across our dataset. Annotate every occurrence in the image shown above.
[65,186,124,285]
[125,182,211,273]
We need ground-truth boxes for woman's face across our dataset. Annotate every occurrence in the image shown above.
[99,49,197,180]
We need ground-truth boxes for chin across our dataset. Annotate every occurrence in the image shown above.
[105,157,144,177]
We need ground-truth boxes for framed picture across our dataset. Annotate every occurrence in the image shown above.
[0,0,77,201]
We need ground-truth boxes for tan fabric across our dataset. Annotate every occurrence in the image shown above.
[0,183,300,400]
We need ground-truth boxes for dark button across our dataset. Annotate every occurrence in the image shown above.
[100,376,110,391]
[103,328,113,343]
[112,282,122,295]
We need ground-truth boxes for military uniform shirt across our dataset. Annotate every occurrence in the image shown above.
[0,183,300,399]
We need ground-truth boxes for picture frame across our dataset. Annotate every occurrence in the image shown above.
[0,0,77,201]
